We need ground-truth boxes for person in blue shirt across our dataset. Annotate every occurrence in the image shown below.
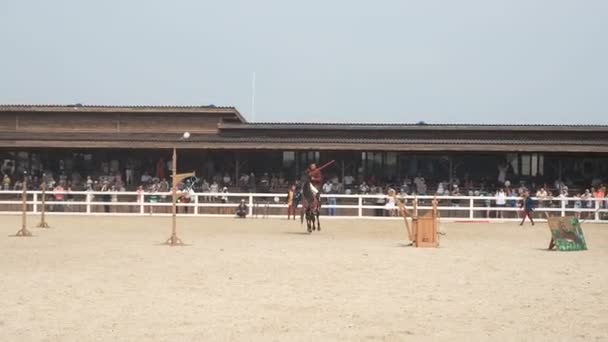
[519,191,535,226]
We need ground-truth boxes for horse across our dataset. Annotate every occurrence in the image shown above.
[300,180,321,233]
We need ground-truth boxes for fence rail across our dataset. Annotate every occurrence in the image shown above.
[0,190,607,223]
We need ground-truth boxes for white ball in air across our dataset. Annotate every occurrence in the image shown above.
[183,132,191,139]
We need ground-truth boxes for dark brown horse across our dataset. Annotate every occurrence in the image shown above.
[300,180,321,233]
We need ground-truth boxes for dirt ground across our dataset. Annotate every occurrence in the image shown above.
[0,215,607,341]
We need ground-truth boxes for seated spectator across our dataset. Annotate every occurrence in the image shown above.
[140,171,152,185]
[236,199,248,218]
[359,181,369,194]
[221,187,229,203]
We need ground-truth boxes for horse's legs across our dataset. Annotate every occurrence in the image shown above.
[305,210,312,233]
[316,211,321,231]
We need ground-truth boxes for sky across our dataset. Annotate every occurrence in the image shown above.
[1,0,607,124]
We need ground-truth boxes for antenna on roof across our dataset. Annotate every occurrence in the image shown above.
[251,71,256,122]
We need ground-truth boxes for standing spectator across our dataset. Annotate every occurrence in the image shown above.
[110,185,118,213]
[584,189,594,218]
[323,181,336,216]
[210,180,219,201]
[495,188,507,218]
[156,158,167,180]
[536,187,548,208]
[451,185,461,207]
[2,174,11,190]
[417,179,427,195]
[137,185,145,208]
[53,182,65,212]
[286,185,296,220]
[223,173,231,187]
[436,182,445,195]
[260,173,270,192]
[201,179,210,201]
[66,185,75,212]
[322,180,333,196]
[519,191,535,226]
[248,172,256,193]
[125,160,134,186]
[239,173,249,191]
[400,179,410,195]
[375,187,386,216]
[86,175,94,190]
[343,174,354,190]
[101,181,111,213]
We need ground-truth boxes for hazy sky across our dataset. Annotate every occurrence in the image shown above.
[1,0,607,124]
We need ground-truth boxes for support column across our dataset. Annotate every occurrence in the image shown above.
[448,156,453,185]
[235,152,240,187]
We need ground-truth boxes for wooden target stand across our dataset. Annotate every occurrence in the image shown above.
[389,190,440,248]
[13,173,33,237]
[163,147,195,246]
[36,181,50,228]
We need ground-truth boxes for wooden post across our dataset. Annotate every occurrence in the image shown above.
[163,145,196,246]
[389,189,413,243]
[36,181,50,228]
[14,172,32,237]
[164,147,184,246]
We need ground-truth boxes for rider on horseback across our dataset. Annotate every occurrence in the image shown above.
[306,163,323,205]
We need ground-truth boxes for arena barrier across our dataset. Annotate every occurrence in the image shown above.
[0,190,607,223]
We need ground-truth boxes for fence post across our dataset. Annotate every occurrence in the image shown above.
[194,194,199,215]
[33,192,38,213]
[139,193,144,215]
[358,196,362,217]
[561,197,566,217]
[469,198,474,219]
[595,198,600,222]
[86,192,91,214]
[248,195,253,217]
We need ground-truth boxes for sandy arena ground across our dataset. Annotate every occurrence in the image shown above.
[1,215,607,341]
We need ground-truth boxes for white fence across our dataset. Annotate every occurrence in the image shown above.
[1,190,607,223]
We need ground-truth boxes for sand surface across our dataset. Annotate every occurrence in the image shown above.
[0,215,607,341]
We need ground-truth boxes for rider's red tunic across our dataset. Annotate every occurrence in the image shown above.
[307,168,322,188]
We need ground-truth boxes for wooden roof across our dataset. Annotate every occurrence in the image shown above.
[0,104,247,123]
[0,105,607,152]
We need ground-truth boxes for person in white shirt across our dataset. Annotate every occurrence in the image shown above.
[536,188,548,208]
[210,181,219,201]
[140,172,152,184]
[343,175,354,187]
[322,181,333,194]
[436,182,445,195]
[495,188,507,218]
[222,173,231,186]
